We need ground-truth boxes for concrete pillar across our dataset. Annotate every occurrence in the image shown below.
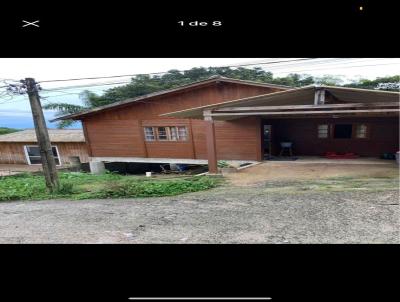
[89,161,106,174]
[204,110,218,174]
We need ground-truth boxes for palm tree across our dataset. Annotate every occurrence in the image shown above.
[43,91,101,128]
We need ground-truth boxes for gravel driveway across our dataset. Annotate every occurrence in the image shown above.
[0,183,398,243]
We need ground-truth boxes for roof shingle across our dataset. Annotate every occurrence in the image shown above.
[0,129,85,143]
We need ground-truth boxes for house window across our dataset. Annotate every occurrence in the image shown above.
[355,124,368,138]
[170,127,178,141]
[157,127,168,140]
[144,126,188,141]
[24,145,61,166]
[318,124,329,138]
[144,127,155,141]
[333,124,353,139]
[177,126,188,141]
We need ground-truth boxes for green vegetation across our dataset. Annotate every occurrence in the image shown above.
[0,127,20,135]
[343,75,400,90]
[217,160,230,168]
[0,172,220,201]
[43,66,400,128]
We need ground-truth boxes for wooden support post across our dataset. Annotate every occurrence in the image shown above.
[314,87,325,105]
[204,110,218,174]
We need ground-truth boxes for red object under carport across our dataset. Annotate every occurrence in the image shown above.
[325,152,359,159]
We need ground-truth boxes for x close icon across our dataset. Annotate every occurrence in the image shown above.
[22,20,40,28]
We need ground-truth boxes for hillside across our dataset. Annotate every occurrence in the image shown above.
[0,127,21,135]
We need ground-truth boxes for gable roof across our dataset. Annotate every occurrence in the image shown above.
[52,76,292,121]
[161,85,400,119]
[0,129,85,143]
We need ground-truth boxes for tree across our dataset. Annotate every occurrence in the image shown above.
[314,74,344,86]
[343,75,400,91]
[43,90,96,128]
[271,73,315,87]
[0,127,21,135]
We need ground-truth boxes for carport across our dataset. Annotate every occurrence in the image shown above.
[162,85,400,173]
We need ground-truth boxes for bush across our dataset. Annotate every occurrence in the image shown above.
[55,182,75,195]
[217,161,230,168]
[94,176,219,199]
[0,173,219,201]
[0,174,47,201]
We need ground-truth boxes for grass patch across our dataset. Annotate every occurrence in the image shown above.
[262,175,399,194]
[0,172,220,201]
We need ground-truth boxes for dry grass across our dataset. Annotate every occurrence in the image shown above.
[226,161,399,186]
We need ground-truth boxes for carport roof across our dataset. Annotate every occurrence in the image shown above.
[161,85,400,119]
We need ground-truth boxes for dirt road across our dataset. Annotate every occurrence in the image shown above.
[0,177,398,243]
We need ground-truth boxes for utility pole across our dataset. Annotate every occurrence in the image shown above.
[25,78,60,192]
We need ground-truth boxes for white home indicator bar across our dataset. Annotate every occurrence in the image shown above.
[128,298,272,300]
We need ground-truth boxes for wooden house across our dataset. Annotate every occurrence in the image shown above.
[53,76,399,173]
[0,129,89,166]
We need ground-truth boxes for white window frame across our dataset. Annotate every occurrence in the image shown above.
[144,126,189,142]
[156,126,168,141]
[169,126,178,141]
[355,123,368,139]
[317,124,329,139]
[144,127,156,141]
[23,145,62,166]
[177,126,188,141]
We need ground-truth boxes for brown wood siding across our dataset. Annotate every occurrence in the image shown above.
[85,83,279,121]
[82,121,93,157]
[85,119,146,157]
[56,142,89,164]
[268,117,399,156]
[215,117,262,160]
[0,143,27,164]
[191,119,207,159]
[145,141,194,158]
[0,142,88,165]
[83,82,279,160]
[141,117,262,161]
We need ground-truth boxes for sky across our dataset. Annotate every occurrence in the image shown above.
[0,58,399,129]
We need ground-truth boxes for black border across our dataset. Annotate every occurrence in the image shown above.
[0,1,399,301]
[1,244,399,301]
[0,1,398,57]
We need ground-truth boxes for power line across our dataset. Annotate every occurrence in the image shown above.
[1,59,397,105]
[38,59,345,91]
[258,58,390,71]
[42,59,388,90]
[1,58,368,91]
[37,58,315,83]
[36,58,383,86]
[271,62,400,75]
[1,58,394,92]
[41,78,146,91]
[0,96,23,104]
[38,60,399,93]
[41,80,132,92]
